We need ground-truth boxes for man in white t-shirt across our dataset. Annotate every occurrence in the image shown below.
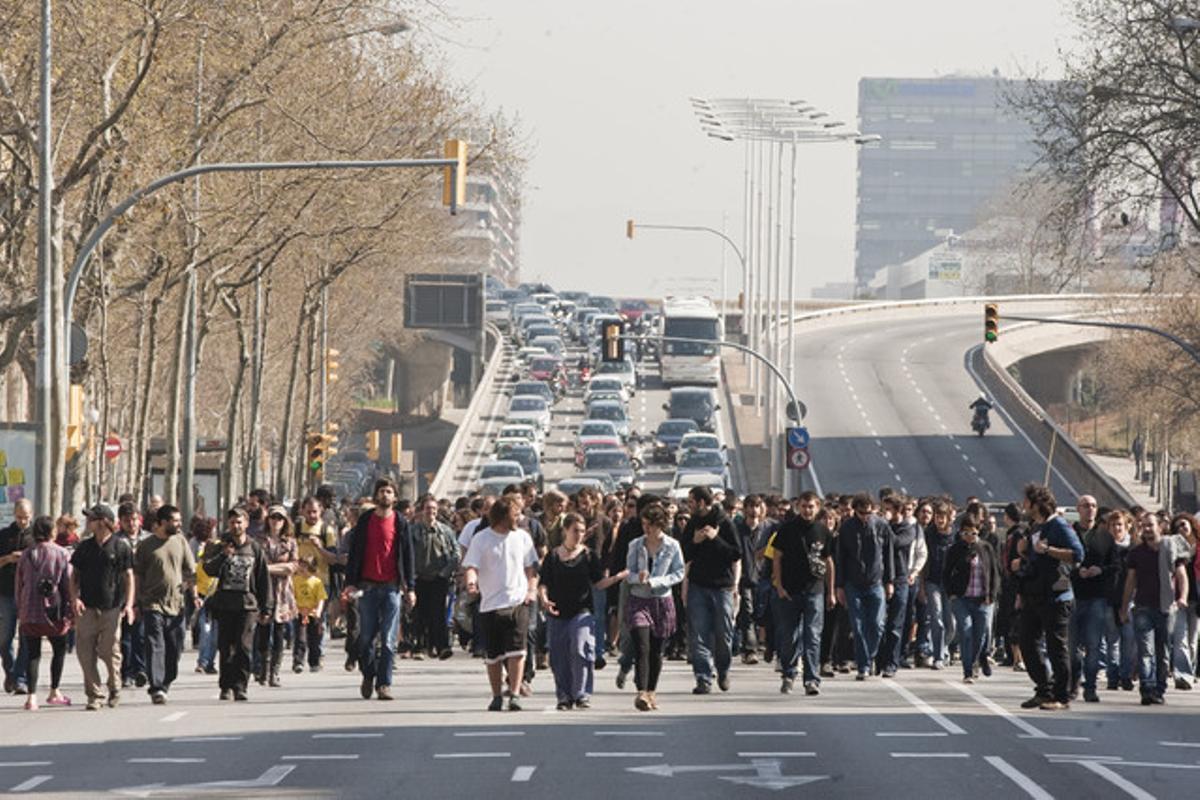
[463,497,539,711]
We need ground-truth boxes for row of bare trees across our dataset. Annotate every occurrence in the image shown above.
[0,1,523,512]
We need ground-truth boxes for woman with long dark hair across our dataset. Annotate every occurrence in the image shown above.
[255,506,297,687]
[15,516,73,710]
[625,503,684,711]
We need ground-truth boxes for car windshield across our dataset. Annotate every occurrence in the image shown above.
[679,450,723,468]
[511,397,546,411]
[530,358,559,371]
[682,436,720,450]
[596,361,632,374]
[501,427,534,439]
[673,393,712,412]
[590,379,622,392]
[658,420,697,436]
[504,450,538,470]
[585,451,631,469]
[482,463,521,477]
[589,405,626,421]
[579,422,615,436]
[515,383,548,396]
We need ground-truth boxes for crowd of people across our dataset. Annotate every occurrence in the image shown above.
[0,477,1196,714]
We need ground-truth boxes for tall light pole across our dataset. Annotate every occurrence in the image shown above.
[35,0,54,515]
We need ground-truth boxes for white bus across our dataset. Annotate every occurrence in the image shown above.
[659,297,722,386]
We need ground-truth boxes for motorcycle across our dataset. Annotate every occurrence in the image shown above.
[971,409,990,437]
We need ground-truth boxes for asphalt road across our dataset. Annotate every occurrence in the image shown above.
[2,646,1198,798]
[793,310,1077,504]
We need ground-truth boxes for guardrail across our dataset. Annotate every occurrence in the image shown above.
[428,323,505,498]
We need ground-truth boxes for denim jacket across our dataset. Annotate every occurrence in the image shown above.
[626,535,685,599]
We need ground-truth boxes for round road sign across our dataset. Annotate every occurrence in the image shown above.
[787,448,811,470]
[787,427,810,449]
[104,436,123,462]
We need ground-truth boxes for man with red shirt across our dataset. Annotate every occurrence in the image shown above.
[343,479,415,700]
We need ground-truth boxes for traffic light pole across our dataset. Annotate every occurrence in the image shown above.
[999,315,1200,366]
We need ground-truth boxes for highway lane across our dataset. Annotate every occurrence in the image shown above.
[793,310,1076,503]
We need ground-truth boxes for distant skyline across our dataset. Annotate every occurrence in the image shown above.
[436,0,1071,298]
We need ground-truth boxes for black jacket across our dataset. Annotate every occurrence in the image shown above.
[943,539,1002,603]
[835,514,895,590]
[345,510,415,592]
[1071,524,1118,601]
[203,537,273,614]
[681,505,742,589]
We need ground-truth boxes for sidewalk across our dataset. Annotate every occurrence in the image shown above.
[1085,450,1160,511]
[721,353,772,491]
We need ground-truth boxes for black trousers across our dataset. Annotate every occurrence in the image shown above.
[1018,599,1073,702]
[23,634,67,694]
[142,610,184,694]
[415,577,450,654]
[215,608,256,692]
[293,616,324,668]
[255,620,286,677]
[632,626,665,691]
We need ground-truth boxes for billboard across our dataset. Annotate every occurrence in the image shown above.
[0,424,37,522]
[404,273,483,329]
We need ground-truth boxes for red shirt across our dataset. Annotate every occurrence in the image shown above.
[362,512,399,584]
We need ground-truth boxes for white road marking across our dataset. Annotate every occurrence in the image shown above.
[434,752,511,759]
[894,474,902,481]
[883,681,966,735]
[1078,761,1154,800]
[511,766,537,782]
[875,732,948,738]
[890,753,969,758]
[9,776,52,793]
[159,711,187,723]
[281,755,361,761]
[594,731,664,736]
[969,466,977,473]
[455,731,526,737]
[585,752,663,758]
[986,490,995,499]
[978,477,987,485]
[1046,755,1123,761]
[984,755,1055,799]
[961,454,969,461]
[170,736,243,743]
[734,731,807,736]
[128,758,206,764]
[736,752,815,758]
[888,462,895,469]
[954,444,961,450]
[875,439,883,447]
[0,763,52,768]
[881,451,889,458]
[947,681,1087,741]
[312,733,384,739]
[1160,741,1200,748]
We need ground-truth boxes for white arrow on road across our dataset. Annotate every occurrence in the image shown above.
[628,759,829,791]
[112,764,295,797]
[628,763,763,777]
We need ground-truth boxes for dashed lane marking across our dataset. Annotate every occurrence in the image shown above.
[736,752,815,758]
[594,731,664,737]
[312,733,384,739]
[1078,761,1154,800]
[883,682,966,735]
[890,753,969,758]
[511,766,537,782]
[170,736,243,743]
[281,755,360,761]
[984,756,1055,799]
[455,731,526,738]
[585,752,663,758]
[946,681,1089,741]
[1160,741,1200,748]
[159,711,187,723]
[0,763,52,768]
[128,758,205,764]
[875,732,948,738]
[434,753,511,759]
[734,731,807,736]
[9,776,51,793]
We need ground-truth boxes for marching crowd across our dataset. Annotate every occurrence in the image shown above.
[0,477,1196,714]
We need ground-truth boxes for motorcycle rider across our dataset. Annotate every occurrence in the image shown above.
[969,394,993,432]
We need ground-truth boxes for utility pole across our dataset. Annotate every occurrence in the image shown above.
[35,0,53,515]
[181,30,205,526]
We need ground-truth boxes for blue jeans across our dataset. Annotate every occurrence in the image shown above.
[1069,596,1108,692]
[0,594,29,688]
[845,583,886,675]
[1133,606,1169,698]
[1105,610,1136,683]
[773,589,824,684]
[950,597,994,678]
[121,614,145,681]
[686,584,735,684]
[879,580,910,674]
[591,587,608,664]
[1170,604,1197,687]
[922,583,954,663]
[196,607,217,670]
[357,584,401,688]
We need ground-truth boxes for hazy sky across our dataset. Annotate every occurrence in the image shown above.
[438,1,1072,298]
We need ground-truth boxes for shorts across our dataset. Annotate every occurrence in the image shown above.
[481,604,530,665]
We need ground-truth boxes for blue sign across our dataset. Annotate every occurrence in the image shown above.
[787,427,810,449]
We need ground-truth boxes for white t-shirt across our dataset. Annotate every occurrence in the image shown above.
[462,528,538,613]
[458,518,485,551]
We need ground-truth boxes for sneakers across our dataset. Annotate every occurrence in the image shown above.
[819,664,835,678]
[931,661,944,671]
[150,691,166,705]
[575,698,591,709]
[556,700,572,711]
[219,689,232,701]
[804,682,820,696]
[411,651,426,662]
[855,672,867,681]
[594,656,606,671]
[692,681,712,695]
[1150,693,1166,705]
[963,676,975,684]
[344,655,356,672]
[310,664,322,673]
[881,669,896,679]
[634,692,652,711]
[741,652,759,665]
[717,674,731,692]
[233,690,248,702]
[1039,700,1068,711]
[1175,678,1192,691]
[507,695,522,711]
[488,695,504,712]
[1013,661,1026,672]
[981,658,993,678]
[1083,689,1100,703]
[519,681,533,698]
[615,668,629,689]
[781,677,795,694]
[134,674,147,688]
[85,698,103,711]
[293,664,305,674]
[360,675,373,700]
[376,686,394,701]
[204,665,217,675]
[1120,678,1135,691]
[438,649,454,661]
[1020,695,1048,709]
[1106,678,1119,691]
[107,692,120,709]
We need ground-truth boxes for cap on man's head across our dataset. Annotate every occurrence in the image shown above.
[86,503,116,523]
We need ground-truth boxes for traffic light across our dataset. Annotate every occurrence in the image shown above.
[626,219,635,239]
[984,303,999,343]
[601,320,624,363]
[365,430,380,461]
[325,348,340,385]
[307,431,337,474]
[443,139,467,213]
